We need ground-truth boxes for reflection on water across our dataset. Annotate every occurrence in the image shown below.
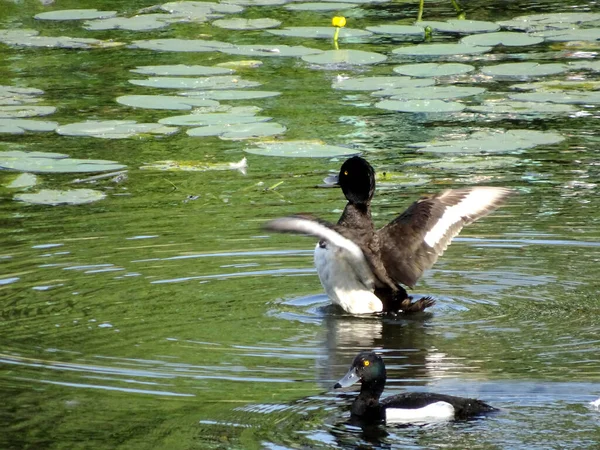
[2,0,600,448]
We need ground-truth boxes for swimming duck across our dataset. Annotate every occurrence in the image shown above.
[335,351,496,425]
[265,156,513,315]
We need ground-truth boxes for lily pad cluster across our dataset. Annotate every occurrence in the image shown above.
[0,29,122,49]
[245,140,358,158]
[409,129,564,154]
[0,86,58,134]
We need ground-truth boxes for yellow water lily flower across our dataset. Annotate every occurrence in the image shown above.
[331,16,346,28]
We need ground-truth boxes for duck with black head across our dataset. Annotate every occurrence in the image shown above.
[334,351,497,425]
[265,156,513,315]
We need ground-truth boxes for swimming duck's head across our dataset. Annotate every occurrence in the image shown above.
[334,351,386,389]
[338,156,375,205]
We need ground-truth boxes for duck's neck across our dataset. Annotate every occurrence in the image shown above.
[351,378,385,418]
[338,202,372,229]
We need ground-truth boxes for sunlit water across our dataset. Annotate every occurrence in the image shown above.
[1,0,600,448]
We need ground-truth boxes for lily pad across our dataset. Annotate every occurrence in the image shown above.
[461,31,544,47]
[418,19,500,34]
[393,62,474,77]
[497,13,600,31]
[366,24,425,37]
[284,2,358,11]
[116,95,219,110]
[0,85,45,105]
[0,151,126,173]
[0,105,56,118]
[0,119,58,134]
[213,18,282,30]
[511,80,600,91]
[467,100,576,116]
[187,121,286,139]
[159,113,271,126]
[508,90,600,104]
[56,120,178,139]
[129,76,261,90]
[267,27,372,39]
[375,99,465,113]
[568,61,600,72]
[382,86,486,100]
[221,0,287,4]
[161,1,244,16]
[481,62,567,78]
[215,60,263,70]
[302,49,386,66]
[129,38,233,52]
[333,76,434,91]
[177,90,281,100]
[531,28,600,42]
[245,140,358,157]
[0,30,123,49]
[34,9,117,20]
[6,173,38,189]
[131,64,234,76]
[84,14,179,31]
[409,129,564,154]
[220,44,322,58]
[393,43,492,56]
[15,189,106,206]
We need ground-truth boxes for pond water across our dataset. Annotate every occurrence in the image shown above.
[1,0,600,448]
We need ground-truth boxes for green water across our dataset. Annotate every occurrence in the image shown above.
[1,0,600,448]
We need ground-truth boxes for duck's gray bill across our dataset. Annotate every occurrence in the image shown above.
[323,175,340,186]
[334,367,360,389]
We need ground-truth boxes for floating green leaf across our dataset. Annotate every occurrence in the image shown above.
[220,44,323,58]
[0,85,44,105]
[418,19,500,34]
[497,13,600,31]
[129,76,261,90]
[0,119,58,134]
[0,28,122,49]
[409,129,564,154]
[187,122,286,139]
[159,113,271,126]
[531,28,600,42]
[56,120,178,138]
[508,90,600,104]
[161,1,244,17]
[267,27,372,39]
[366,24,425,37]
[302,49,386,66]
[467,100,576,116]
[129,38,234,52]
[34,9,117,21]
[0,150,126,173]
[481,62,567,78]
[393,43,492,56]
[284,2,358,11]
[213,18,282,30]
[116,95,220,110]
[461,31,544,47]
[15,189,106,206]
[381,86,486,100]
[6,173,38,189]
[131,64,234,76]
[0,105,56,118]
[375,99,465,113]
[333,76,434,91]
[84,14,178,31]
[245,140,358,157]
[393,62,474,77]
[177,90,281,100]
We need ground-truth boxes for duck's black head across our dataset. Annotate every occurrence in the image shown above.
[338,157,376,205]
[334,351,387,389]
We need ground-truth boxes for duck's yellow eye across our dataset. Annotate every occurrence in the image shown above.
[363,360,370,367]
[344,170,348,176]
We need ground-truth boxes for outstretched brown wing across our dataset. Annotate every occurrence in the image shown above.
[377,187,514,288]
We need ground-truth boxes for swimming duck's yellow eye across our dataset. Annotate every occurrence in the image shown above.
[344,170,348,176]
[363,360,370,367]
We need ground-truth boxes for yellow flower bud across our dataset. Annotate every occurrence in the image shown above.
[331,16,346,28]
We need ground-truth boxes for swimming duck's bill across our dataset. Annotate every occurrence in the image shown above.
[334,366,360,389]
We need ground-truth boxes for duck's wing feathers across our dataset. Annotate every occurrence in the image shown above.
[382,392,496,419]
[377,187,513,287]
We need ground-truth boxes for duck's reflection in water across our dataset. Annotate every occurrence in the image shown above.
[317,304,435,392]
